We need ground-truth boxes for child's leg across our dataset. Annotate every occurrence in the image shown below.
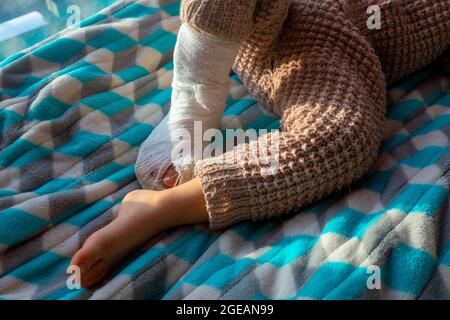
[135,23,239,190]
[71,178,207,288]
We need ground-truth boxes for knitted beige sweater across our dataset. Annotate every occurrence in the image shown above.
[181,0,450,229]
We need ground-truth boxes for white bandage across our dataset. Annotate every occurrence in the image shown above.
[136,23,239,189]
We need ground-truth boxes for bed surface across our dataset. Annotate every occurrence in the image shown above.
[0,0,449,299]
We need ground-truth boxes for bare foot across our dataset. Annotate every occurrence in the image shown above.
[70,190,173,288]
[70,178,208,288]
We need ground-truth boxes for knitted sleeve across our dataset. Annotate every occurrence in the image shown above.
[194,0,388,230]
[192,0,449,230]
[195,98,386,230]
[341,0,450,83]
[180,0,290,43]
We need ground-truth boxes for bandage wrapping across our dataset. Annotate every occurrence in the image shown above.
[135,23,239,189]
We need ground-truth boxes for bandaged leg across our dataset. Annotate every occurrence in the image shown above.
[135,23,239,190]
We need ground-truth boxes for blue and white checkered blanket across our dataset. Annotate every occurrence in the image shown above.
[1,0,449,299]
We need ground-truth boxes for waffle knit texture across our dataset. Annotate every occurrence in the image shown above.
[181,0,450,230]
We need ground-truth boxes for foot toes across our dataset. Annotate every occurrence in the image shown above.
[80,260,107,288]
[71,235,103,274]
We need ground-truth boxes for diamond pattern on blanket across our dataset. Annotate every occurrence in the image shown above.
[0,0,449,300]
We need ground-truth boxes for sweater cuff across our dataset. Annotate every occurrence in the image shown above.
[195,159,253,231]
[180,0,257,43]
[194,145,276,231]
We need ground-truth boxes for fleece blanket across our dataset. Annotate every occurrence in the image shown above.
[0,0,449,300]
